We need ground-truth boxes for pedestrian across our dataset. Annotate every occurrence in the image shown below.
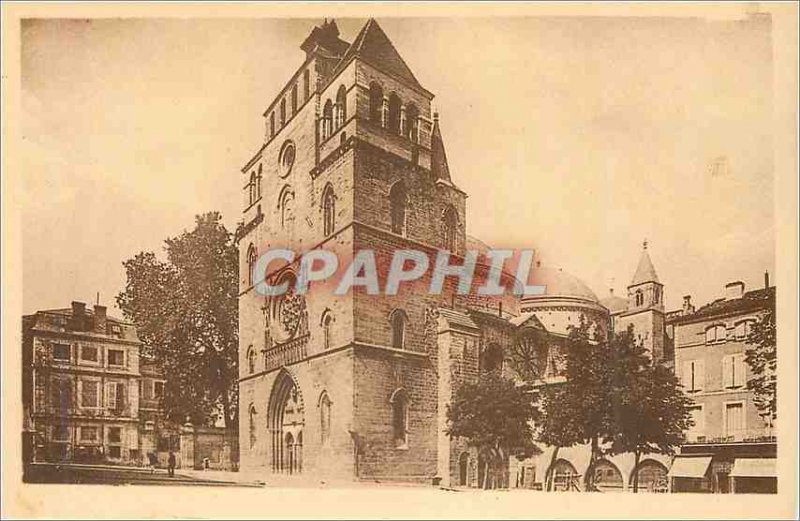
[147,451,157,474]
[167,451,176,477]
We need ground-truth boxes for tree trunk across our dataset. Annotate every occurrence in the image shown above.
[545,445,560,492]
[584,435,599,492]
[482,461,491,489]
[632,451,641,493]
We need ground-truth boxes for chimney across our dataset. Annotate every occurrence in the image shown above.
[764,270,770,289]
[94,305,107,333]
[725,281,745,300]
[70,301,86,331]
[682,295,694,314]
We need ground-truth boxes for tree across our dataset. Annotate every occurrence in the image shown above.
[537,318,613,492]
[606,326,693,492]
[117,212,239,428]
[446,371,540,489]
[745,293,776,424]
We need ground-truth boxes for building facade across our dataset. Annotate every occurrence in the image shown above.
[236,19,673,489]
[23,302,146,464]
[666,278,776,493]
[236,18,775,492]
[22,301,235,470]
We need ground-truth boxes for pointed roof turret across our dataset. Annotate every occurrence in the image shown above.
[300,19,350,57]
[336,18,428,95]
[431,112,452,182]
[631,239,660,286]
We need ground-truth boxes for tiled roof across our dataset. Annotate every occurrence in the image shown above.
[671,286,775,323]
[336,19,426,94]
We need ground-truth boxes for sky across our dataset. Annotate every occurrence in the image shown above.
[20,9,775,316]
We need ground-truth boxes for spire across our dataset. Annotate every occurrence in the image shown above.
[431,113,452,182]
[631,240,659,286]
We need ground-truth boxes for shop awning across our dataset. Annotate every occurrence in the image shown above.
[730,458,776,478]
[668,456,712,478]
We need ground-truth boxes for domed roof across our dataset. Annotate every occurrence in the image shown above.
[600,292,629,313]
[526,266,599,302]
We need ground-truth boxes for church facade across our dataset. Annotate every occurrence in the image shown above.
[236,19,670,489]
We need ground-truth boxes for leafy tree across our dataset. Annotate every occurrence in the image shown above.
[446,371,540,489]
[537,318,613,492]
[606,326,692,492]
[117,212,239,428]
[745,293,777,423]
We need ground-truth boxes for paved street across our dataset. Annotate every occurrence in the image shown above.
[23,463,264,487]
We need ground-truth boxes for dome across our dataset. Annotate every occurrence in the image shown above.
[600,293,629,313]
[525,266,599,303]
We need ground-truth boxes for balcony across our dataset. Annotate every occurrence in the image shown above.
[264,335,309,372]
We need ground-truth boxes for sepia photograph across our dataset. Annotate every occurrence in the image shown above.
[2,1,798,519]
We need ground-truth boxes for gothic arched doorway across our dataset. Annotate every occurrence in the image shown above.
[458,452,470,486]
[268,369,304,474]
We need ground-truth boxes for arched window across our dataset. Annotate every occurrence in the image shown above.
[390,389,409,448]
[592,459,623,492]
[369,82,383,124]
[269,112,275,139]
[321,311,333,351]
[247,244,257,286]
[291,84,298,115]
[336,85,347,128]
[705,324,728,344]
[550,459,579,492]
[278,186,295,229]
[443,206,457,251]
[481,343,503,373]
[249,172,257,205]
[631,459,668,493]
[734,319,755,340]
[322,184,335,237]
[390,309,406,350]
[322,100,333,140]
[248,404,257,449]
[247,345,256,374]
[319,392,332,444]
[635,289,644,307]
[256,164,263,200]
[389,182,407,235]
[405,103,419,142]
[388,93,401,133]
[303,70,310,101]
[280,98,287,126]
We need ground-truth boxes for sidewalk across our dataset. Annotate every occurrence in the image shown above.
[175,467,266,486]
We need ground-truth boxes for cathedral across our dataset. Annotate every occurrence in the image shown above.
[236,18,670,490]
